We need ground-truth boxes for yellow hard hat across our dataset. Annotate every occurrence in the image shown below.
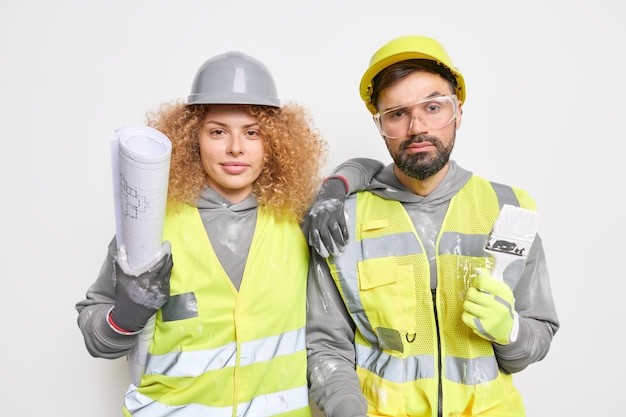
[359,35,466,114]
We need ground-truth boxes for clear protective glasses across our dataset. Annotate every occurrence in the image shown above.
[373,94,458,139]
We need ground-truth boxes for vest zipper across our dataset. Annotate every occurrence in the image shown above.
[432,288,443,417]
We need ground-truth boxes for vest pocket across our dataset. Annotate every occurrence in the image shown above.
[358,257,397,290]
[358,259,415,354]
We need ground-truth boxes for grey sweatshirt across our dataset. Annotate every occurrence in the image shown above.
[75,187,268,358]
[306,158,560,417]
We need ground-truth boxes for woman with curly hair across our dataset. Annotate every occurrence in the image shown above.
[76,51,327,417]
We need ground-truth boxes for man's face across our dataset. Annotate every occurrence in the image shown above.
[377,71,462,181]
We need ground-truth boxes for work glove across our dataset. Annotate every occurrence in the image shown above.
[307,177,349,258]
[461,268,519,345]
[109,241,173,333]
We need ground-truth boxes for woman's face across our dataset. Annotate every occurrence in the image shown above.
[198,105,265,204]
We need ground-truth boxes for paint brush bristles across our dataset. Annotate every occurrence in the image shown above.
[484,204,541,281]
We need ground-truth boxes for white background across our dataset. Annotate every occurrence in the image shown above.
[1,1,623,415]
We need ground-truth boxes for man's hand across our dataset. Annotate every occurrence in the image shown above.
[461,268,518,345]
[308,177,349,258]
[109,241,173,333]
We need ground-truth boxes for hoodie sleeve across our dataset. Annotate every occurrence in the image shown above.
[306,250,368,417]
[75,237,137,358]
[493,234,560,373]
[329,158,386,194]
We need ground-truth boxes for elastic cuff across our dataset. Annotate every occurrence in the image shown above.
[107,308,141,335]
[324,175,349,194]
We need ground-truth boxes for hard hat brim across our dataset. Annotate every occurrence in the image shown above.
[186,93,280,107]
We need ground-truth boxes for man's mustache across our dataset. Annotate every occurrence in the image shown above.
[400,134,439,150]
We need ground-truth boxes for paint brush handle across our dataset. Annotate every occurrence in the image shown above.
[487,250,515,282]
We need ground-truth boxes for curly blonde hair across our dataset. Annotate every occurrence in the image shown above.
[146,101,328,222]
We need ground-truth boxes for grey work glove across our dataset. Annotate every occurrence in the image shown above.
[308,177,349,258]
[109,241,173,333]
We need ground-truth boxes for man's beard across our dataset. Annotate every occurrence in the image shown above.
[387,133,455,180]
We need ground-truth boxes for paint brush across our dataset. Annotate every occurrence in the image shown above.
[484,204,541,281]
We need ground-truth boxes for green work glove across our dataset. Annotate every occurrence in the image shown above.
[109,241,173,333]
[307,177,349,258]
[461,268,519,345]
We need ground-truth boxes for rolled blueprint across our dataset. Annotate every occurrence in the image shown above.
[112,125,172,269]
[111,124,172,386]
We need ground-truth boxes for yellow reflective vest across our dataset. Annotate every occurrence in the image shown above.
[124,203,312,417]
[328,176,536,417]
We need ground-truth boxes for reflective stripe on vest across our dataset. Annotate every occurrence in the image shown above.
[125,385,310,417]
[125,204,311,417]
[145,327,304,377]
[329,176,535,415]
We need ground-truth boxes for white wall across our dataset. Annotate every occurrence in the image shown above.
[1,1,623,415]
